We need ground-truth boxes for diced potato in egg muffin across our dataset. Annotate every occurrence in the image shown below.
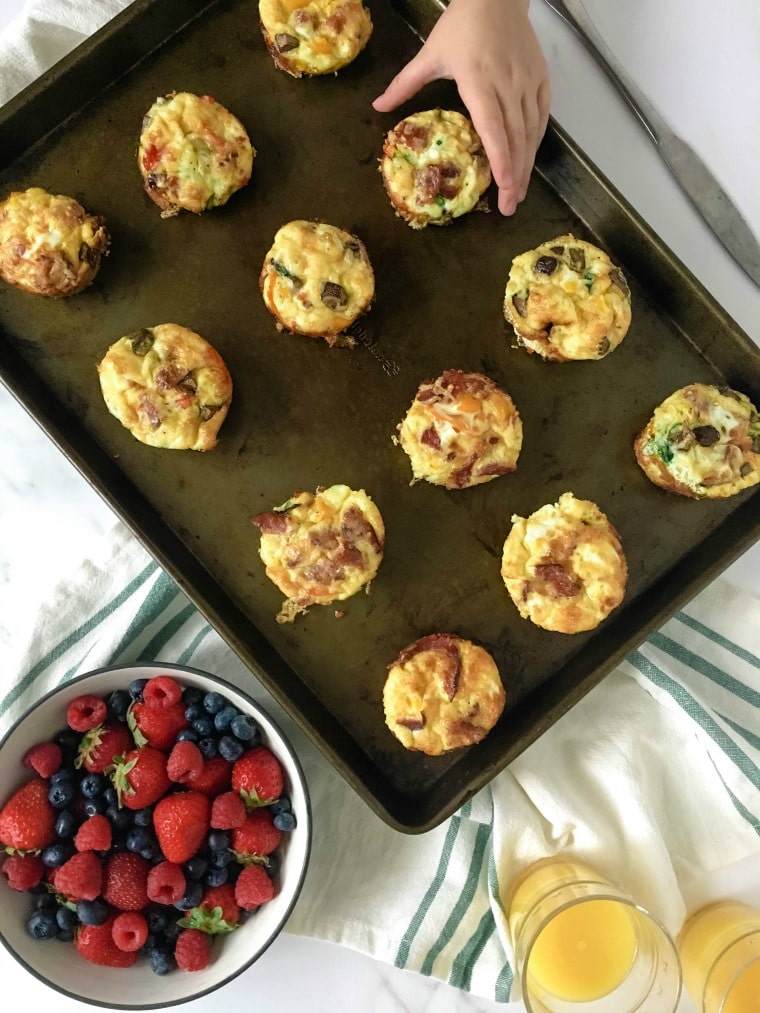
[138,92,254,217]
[97,323,233,451]
[251,485,384,623]
[501,492,628,634]
[383,633,505,756]
[380,109,491,228]
[634,383,760,499]
[503,234,632,361]
[259,220,375,345]
[396,370,523,489]
[0,187,109,297]
[259,0,372,77]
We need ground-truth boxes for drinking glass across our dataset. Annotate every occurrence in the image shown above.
[678,900,760,1012]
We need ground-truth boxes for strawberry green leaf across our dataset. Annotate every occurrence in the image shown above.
[178,905,238,935]
[75,724,104,769]
[231,849,269,868]
[126,703,148,748]
[107,753,137,808]
[239,788,276,810]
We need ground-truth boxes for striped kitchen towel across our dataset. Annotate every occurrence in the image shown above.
[1,521,758,1004]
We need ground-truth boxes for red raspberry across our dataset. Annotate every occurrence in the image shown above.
[186,756,232,796]
[67,695,107,732]
[102,852,150,911]
[111,911,149,952]
[147,861,186,905]
[231,808,282,860]
[175,928,211,971]
[210,791,246,830]
[167,741,204,784]
[54,851,103,901]
[74,815,112,853]
[1,853,45,891]
[142,675,182,709]
[235,864,275,909]
[22,742,62,778]
[77,917,139,967]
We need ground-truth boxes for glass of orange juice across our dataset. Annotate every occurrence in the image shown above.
[678,900,760,1012]
[507,858,682,1012]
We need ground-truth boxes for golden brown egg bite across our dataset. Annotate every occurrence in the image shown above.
[395,369,523,489]
[380,109,491,229]
[138,92,254,217]
[259,0,372,77]
[97,323,233,451]
[0,187,109,297]
[259,220,374,345]
[251,484,385,622]
[634,383,760,499]
[501,492,627,634]
[503,234,632,361]
[383,633,505,756]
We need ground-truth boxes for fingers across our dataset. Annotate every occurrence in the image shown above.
[456,79,520,215]
[372,53,436,112]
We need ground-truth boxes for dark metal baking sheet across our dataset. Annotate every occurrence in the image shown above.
[1,0,758,832]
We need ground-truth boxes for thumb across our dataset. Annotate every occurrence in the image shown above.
[372,53,436,112]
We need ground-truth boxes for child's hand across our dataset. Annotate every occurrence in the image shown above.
[373,0,551,216]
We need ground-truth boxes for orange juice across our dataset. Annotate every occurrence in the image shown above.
[679,901,760,1012]
[527,898,638,1001]
[723,961,760,1013]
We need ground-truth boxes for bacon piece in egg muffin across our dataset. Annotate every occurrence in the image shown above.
[383,634,505,756]
[259,0,373,77]
[138,92,254,217]
[252,485,384,623]
[97,323,232,451]
[634,383,760,499]
[0,187,109,297]
[501,492,627,634]
[380,109,491,229]
[396,370,523,489]
[259,220,374,345]
[503,234,632,361]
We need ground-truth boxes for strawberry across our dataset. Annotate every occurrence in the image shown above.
[153,791,210,864]
[231,808,282,864]
[210,791,246,830]
[231,745,283,808]
[102,852,150,911]
[186,756,232,797]
[235,864,275,909]
[54,851,103,901]
[0,778,56,853]
[74,815,112,853]
[76,722,133,773]
[179,883,239,934]
[174,928,211,971]
[111,911,149,952]
[22,742,62,779]
[128,699,188,751]
[142,675,182,709]
[67,695,107,732]
[77,916,139,967]
[108,746,170,810]
[1,853,45,891]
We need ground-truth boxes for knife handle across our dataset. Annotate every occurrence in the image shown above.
[542,0,665,147]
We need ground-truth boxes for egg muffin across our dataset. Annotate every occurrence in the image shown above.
[501,492,627,634]
[259,0,372,77]
[138,92,254,217]
[503,234,632,361]
[396,369,522,489]
[0,187,109,297]
[383,633,505,755]
[251,484,385,622]
[259,220,374,345]
[634,383,760,499]
[97,323,232,451]
[380,109,491,229]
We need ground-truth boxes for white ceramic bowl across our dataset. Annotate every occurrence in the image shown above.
[0,663,311,1008]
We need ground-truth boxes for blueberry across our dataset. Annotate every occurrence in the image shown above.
[175,881,204,911]
[42,843,74,868]
[27,909,58,940]
[133,807,154,827]
[57,928,75,942]
[192,716,214,738]
[210,849,232,869]
[226,860,243,883]
[230,714,258,742]
[48,782,74,808]
[35,893,56,911]
[80,773,105,799]
[208,830,230,852]
[148,948,176,975]
[53,728,81,761]
[204,866,229,888]
[140,840,161,862]
[129,678,148,701]
[55,809,76,839]
[202,691,226,715]
[106,806,132,832]
[274,811,296,832]
[182,686,203,706]
[50,768,74,785]
[77,899,110,926]
[218,735,244,762]
[55,907,79,933]
[107,689,131,721]
[198,737,218,760]
[83,797,107,817]
[147,910,168,934]
[164,919,182,943]
[103,786,118,807]
[183,856,208,881]
[270,796,292,816]
[184,703,203,723]
[213,706,239,733]
[126,827,152,853]
[176,728,199,745]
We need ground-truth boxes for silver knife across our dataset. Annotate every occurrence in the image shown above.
[543,0,760,287]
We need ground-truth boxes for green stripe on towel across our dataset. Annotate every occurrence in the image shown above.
[675,612,760,669]
[648,631,760,708]
[449,908,495,991]
[109,571,181,660]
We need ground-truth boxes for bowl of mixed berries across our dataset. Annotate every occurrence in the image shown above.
[0,663,311,1007]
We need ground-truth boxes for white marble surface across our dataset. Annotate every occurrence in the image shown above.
[1,0,759,1010]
